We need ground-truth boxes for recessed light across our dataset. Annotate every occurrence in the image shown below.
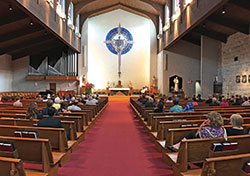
[222,8,226,15]
[9,5,13,11]
[30,21,34,25]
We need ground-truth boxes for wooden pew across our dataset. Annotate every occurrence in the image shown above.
[0,125,77,166]
[0,113,84,134]
[0,118,77,141]
[162,135,250,175]
[0,136,61,176]
[0,156,48,176]
[0,124,77,151]
[156,117,250,140]
[199,153,250,176]
[165,124,250,146]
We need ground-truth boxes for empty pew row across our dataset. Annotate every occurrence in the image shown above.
[0,136,60,176]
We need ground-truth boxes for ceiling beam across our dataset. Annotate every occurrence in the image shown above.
[207,15,250,34]
[139,0,164,20]
[0,25,44,43]
[79,2,159,31]
[75,0,97,14]
[0,35,55,55]
[181,38,201,46]
[182,34,201,46]
[0,13,28,28]
[193,27,228,43]
[11,41,63,60]
[229,0,250,11]
[120,3,159,32]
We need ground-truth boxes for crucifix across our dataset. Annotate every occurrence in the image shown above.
[105,24,133,79]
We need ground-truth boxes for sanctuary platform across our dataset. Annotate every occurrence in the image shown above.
[107,96,138,102]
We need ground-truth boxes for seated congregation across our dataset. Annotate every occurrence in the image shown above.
[131,94,250,176]
[0,92,108,176]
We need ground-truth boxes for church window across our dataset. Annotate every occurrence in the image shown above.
[172,0,180,21]
[67,2,74,29]
[56,0,66,19]
[163,5,170,31]
[46,0,54,8]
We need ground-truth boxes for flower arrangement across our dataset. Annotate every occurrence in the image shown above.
[85,82,95,94]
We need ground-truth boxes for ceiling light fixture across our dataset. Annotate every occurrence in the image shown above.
[30,20,34,26]
[9,5,13,11]
[222,8,226,15]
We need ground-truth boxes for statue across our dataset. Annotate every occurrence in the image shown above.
[116,80,123,88]
[128,81,133,88]
[152,75,157,88]
[82,75,87,86]
[174,77,179,92]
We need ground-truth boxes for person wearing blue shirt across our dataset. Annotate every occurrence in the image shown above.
[40,100,59,119]
[169,100,183,112]
[183,102,195,112]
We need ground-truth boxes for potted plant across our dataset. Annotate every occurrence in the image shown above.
[85,82,95,95]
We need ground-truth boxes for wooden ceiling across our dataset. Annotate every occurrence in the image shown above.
[0,1,67,60]
[182,0,250,45]
[74,0,166,31]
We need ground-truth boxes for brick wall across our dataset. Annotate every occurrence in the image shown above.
[220,32,250,96]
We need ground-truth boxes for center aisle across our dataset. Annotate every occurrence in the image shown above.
[58,102,173,176]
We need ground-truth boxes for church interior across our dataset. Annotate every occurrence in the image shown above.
[0,0,250,175]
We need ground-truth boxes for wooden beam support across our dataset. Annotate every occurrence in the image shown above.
[182,34,201,46]
[0,34,55,55]
[11,41,63,60]
[193,27,228,43]
[229,0,250,11]
[79,3,159,32]
[0,25,44,43]
[207,15,250,35]
[75,0,97,14]
[140,0,164,20]
[0,13,29,27]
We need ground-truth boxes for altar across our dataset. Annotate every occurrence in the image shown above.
[109,88,130,96]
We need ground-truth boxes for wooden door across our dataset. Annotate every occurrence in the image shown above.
[49,83,56,94]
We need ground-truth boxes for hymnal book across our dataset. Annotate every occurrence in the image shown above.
[222,142,238,151]
[211,143,223,152]
[14,131,22,137]
[173,119,186,121]
[242,162,250,173]
[22,131,38,139]
[0,142,15,152]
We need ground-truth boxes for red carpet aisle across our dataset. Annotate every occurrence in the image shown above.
[58,102,173,176]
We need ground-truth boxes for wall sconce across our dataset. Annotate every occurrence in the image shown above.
[185,0,193,6]
[157,34,163,40]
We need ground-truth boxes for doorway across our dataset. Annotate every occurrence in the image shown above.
[49,83,56,94]
[195,81,201,96]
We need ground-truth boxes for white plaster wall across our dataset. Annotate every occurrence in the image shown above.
[150,21,158,85]
[220,32,250,96]
[0,54,13,91]
[201,36,221,98]
[79,19,89,86]
[157,51,166,94]
[87,9,152,89]
[166,40,201,97]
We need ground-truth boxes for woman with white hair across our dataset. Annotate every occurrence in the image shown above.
[227,114,245,136]
[52,97,61,110]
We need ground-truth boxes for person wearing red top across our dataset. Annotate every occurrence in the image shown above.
[220,97,229,106]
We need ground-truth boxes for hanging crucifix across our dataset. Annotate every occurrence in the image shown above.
[105,24,134,79]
